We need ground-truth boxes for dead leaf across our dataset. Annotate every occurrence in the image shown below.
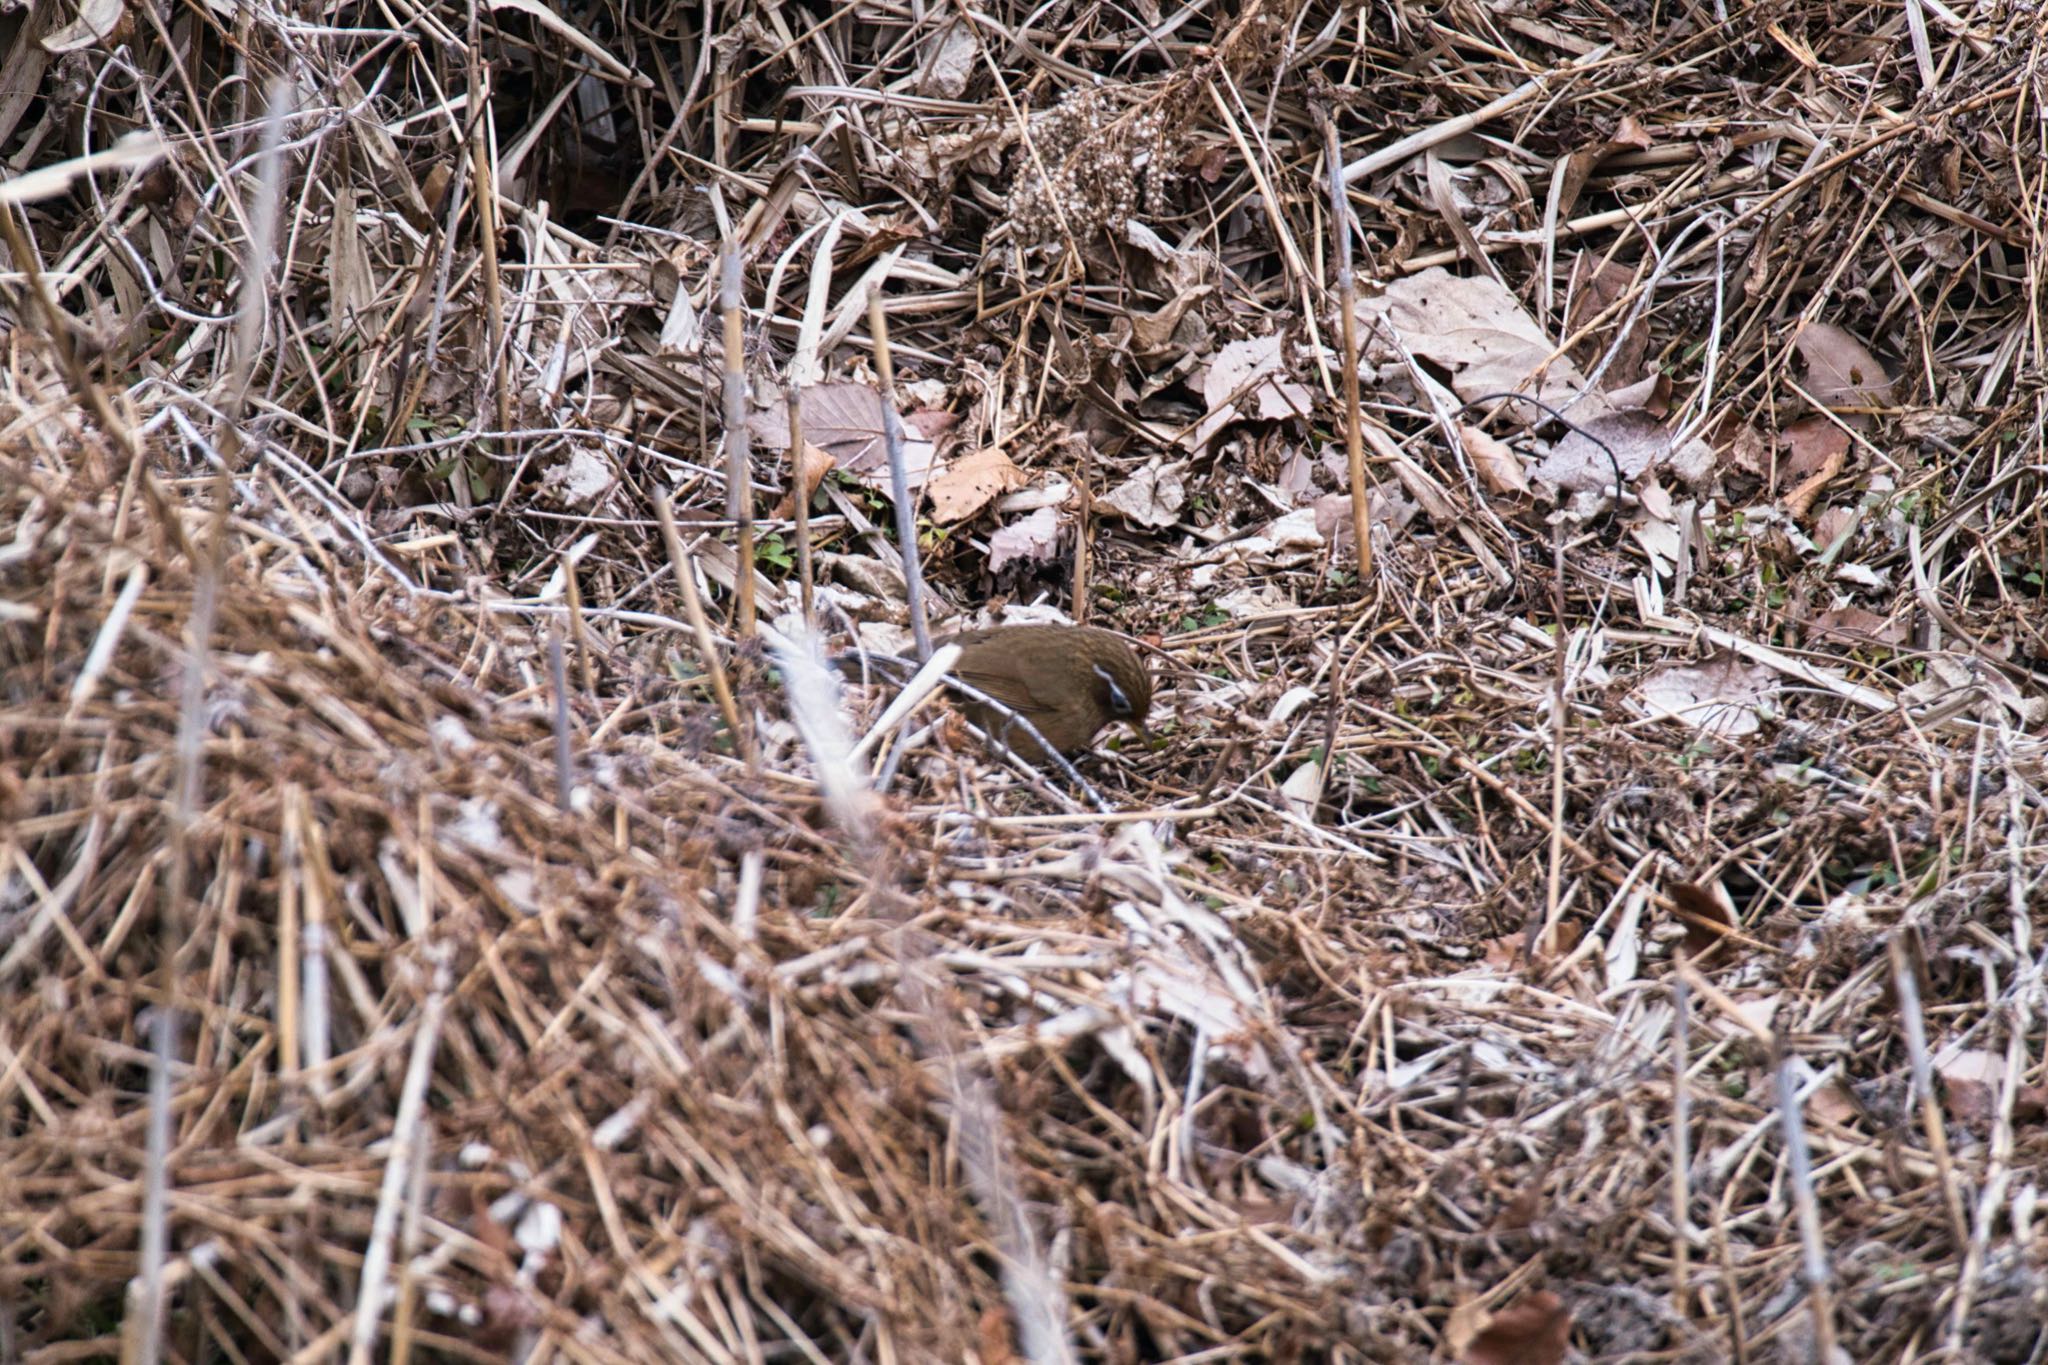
[1727,421,1774,480]
[1467,1293,1572,1365]
[1360,268,1606,422]
[917,21,978,99]
[1813,505,1858,550]
[1778,414,1851,486]
[1313,493,1357,551]
[1462,425,1531,496]
[1192,335,1312,450]
[1182,142,1229,182]
[986,506,1061,572]
[1807,606,1904,648]
[1279,758,1323,820]
[1791,320,1893,415]
[1100,458,1188,529]
[1312,488,1416,550]
[1129,286,1214,363]
[538,449,616,507]
[1809,1080,1863,1128]
[1939,1049,2004,1126]
[1448,1291,1573,1365]
[896,123,1012,181]
[772,440,838,517]
[1667,880,1737,957]
[1564,251,1650,388]
[1214,583,1292,618]
[1550,118,1655,227]
[1529,409,1715,504]
[1782,439,1848,522]
[43,0,128,52]
[1276,448,1318,497]
[748,382,939,496]
[904,406,961,441]
[926,446,1026,524]
[1633,654,1776,738]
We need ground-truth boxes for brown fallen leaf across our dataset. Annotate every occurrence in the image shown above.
[1100,457,1188,528]
[747,382,938,496]
[926,446,1026,524]
[1191,334,1313,451]
[1782,439,1848,522]
[1634,655,1776,739]
[1667,880,1737,958]
[1778,413,1851,488]
[1790,320,1893,419]
[772,440,838,517]
[1807,605,1906,647]
[1447,1290,1573,1365]
[1462,424,1531,496]
[1563,250,1650,388]
[1360,268,1604,422]
[1466,1292,1572,1365]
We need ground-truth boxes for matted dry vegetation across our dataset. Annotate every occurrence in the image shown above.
[3,0,2047,1362]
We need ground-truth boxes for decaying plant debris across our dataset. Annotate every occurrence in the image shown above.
[3,0,2047,1361]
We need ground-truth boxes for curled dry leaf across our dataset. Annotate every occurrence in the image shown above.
[772,440,838,517]
[42,0,129,54]
[1462,424,1531,496]
[1782,440,1849,522]
[986,505,1061,573]
[1667,880,1738,957]
[1447,1290,1573,1365]
[1279,758,1323,821]
[1128,285,1214,364]
[1100,457,1188,528]
[926,446,1027,524]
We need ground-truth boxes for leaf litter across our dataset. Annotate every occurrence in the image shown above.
[4,2,2048,1361]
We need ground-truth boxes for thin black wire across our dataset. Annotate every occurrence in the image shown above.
[1455,390,1627,534]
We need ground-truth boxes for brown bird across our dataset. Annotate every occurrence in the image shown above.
[842,624,1154,761]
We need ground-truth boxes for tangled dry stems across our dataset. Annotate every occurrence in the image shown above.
[3,0,2047,1362]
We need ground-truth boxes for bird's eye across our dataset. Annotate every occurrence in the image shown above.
[1094,664,1133,717]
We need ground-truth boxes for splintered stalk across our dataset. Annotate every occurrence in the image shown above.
[1325,118,1373,589]
[867,287,932,659]
[720,243,757,636]
[788,382,815,627]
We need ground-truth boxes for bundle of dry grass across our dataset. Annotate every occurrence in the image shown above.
[5,0,2048,1360]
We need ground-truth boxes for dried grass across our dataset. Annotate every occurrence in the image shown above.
[4,1,2047,1362]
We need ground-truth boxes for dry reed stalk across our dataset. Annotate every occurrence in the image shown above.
[721,243,757,636]
[1323,118,1373,589]
[867,286,931,658]
[654,491,756,770]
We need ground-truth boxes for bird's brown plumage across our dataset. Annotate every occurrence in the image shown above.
[935,624,1153,760]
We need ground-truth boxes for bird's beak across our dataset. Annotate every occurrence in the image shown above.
[1132,718,1157,747]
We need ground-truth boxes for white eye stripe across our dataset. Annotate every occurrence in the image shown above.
[1093,664,1131,716]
